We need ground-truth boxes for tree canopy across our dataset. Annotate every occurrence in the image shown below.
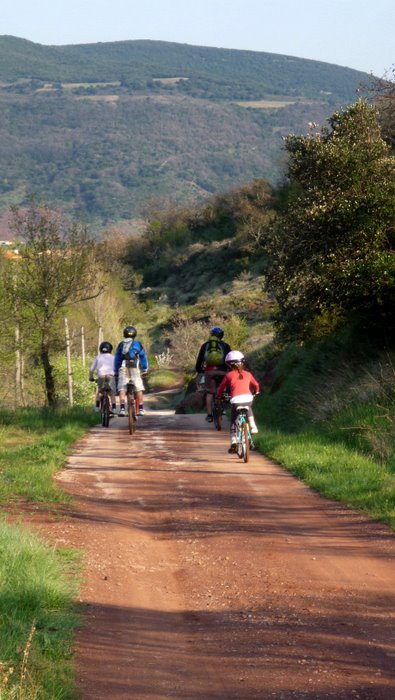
[265,101,395,341]
[2,203,102,405]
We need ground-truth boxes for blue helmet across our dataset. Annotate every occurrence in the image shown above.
[210,326,224,339]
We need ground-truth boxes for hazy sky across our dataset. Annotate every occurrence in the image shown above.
[2,0,394,77]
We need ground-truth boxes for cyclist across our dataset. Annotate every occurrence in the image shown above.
[195,326,231,422]
[89,341,117,414]
[114,326,148,416]
[217,350,260,453]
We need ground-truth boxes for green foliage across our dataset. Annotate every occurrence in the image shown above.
[126,180,275,295]
[53,355,94,407]
[2,202,103,406]
[223,314,250,351]
[266,101,395,341]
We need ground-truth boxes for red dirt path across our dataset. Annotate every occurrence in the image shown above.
[32,409,395,698]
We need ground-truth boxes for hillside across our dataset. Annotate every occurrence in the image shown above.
[0,36,371,229]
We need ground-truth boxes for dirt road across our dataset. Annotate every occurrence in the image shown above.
[47,408,395,699]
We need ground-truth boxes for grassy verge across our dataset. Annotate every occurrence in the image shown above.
[254,427,394,528]
[254,336,395,530]
[0,522,81,699]
[0,407,98,699]
[0,407,98,504]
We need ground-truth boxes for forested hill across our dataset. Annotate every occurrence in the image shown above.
[0,35,369,99]
[0,36,372,229]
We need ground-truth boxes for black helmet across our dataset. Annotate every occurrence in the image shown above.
[210,326,224,339]
[123,325,137,338]
[99,341,113,353]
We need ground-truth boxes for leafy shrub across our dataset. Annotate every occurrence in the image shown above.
[52,355,93,406]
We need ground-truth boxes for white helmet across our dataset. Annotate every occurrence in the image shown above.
[225,350,244,364]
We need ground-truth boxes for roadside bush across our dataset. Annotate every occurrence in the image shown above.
[52,355,93,407]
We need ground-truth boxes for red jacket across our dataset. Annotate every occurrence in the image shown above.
[217,369,260,400]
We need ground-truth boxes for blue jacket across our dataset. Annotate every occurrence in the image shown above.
[114,339,148,373]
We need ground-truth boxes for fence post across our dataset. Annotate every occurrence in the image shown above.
[98,326,103,350]
[81,326,86,367]
[15,324,22,408]
[64,317,74,406]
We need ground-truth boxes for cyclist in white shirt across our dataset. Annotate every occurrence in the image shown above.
[89,341,117,414]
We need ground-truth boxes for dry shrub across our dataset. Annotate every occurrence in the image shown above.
[164,318,207,371]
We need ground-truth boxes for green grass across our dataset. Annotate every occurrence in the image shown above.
[0,521,81,699]
[0,407,98,698]
[255,427,395,527]
[254,336,395,529]
[147,368,183,391]
[0,407,98,504]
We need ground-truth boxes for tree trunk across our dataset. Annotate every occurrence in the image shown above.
[41,328,56,407]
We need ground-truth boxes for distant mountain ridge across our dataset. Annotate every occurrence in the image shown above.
[0,35,369,99]
[0,36,371,229]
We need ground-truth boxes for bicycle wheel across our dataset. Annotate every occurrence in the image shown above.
[128,396,136,434]
[101,393,110,428]
[236,421,244,459]
[213,399,222,431]
[242,422,250,463]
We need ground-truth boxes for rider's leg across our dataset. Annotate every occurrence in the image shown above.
[129,369,145,414]
[136,390,143,413]
[204,372,217,420]
[110,377,117,412]
[117,370,127,414]
[206,391,214,417]
[246,405,258,433]
[248,416,258,433]
[228,404,237,452]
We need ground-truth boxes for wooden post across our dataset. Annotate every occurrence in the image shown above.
[21,351,26,407]
[64,317,74,406]
[81,326,86,367]
[15,324,22,408]
[98,326,103,349]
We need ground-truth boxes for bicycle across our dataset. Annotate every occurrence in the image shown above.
[212,391,229,431]
[235,406,254,462]
[126,377,138,435]
[97,376,113,428]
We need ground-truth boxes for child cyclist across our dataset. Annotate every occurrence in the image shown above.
[89,341,117,414]
[216,350,260,453]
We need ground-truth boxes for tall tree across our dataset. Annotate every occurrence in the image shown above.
[265,101,395,341]
[4,203,103,406]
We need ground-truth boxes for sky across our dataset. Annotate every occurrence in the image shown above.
[2,0,394,77]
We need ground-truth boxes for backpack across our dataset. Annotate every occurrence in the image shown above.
[204,337,225,367]
[121,339,140,369]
